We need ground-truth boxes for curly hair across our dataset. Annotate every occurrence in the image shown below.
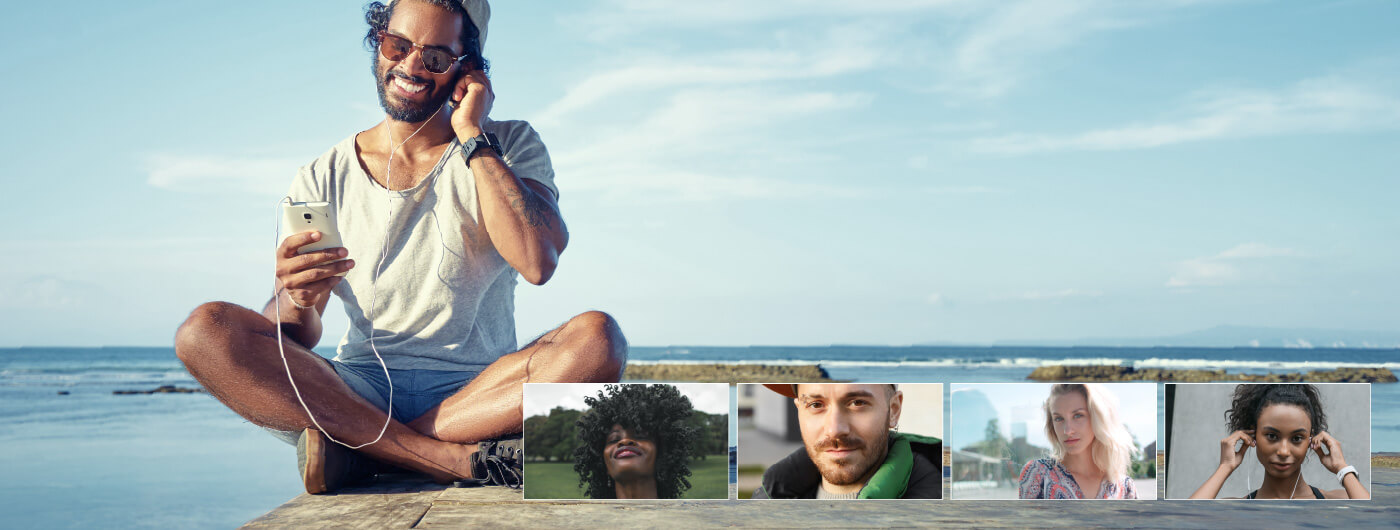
[363,0,489,74]
[572,384,699,499]
[1225,383,1327,436]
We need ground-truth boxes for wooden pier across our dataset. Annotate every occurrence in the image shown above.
[246,460,1399,528]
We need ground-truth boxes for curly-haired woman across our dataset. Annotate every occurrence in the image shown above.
[572,384,699,499]
[1189,384,1370,499]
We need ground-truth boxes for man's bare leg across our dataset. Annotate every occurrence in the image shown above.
[173,301,474,482]
[407,310,627,443]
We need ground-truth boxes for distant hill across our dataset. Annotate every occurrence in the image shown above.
[995,325,1400,349]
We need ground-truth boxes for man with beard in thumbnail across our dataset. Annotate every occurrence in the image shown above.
[174,0,626,494]
[753,384,942,499]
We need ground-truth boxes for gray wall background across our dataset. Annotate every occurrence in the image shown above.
[1166,384,1370,499]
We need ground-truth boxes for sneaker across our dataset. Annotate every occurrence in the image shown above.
[296,428,376,494]
[455,434,522,489]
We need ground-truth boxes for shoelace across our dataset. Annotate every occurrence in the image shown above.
[454,441,522,489]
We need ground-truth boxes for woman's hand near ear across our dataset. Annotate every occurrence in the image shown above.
[1190,429,1253,499]
[1311,431,1345,474]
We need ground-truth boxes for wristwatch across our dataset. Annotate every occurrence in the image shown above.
[1336,465,1357,484]
[461,131,502,160]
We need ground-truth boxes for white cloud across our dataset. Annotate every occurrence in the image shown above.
[576,1,1211,103]
[971,76,1400,154]
[1216,242,1303,259]
[531,45,882,129]
[144,153,304,195]
[932,0,1226,99]
[1166,243,1302,288]
[0,276,103,309]
[561,167,860,202]
[923,186,1009,194]
[998,289,1104,301]
[940,0,1119,99]
[553,88,873,201]
[575,0,972,36]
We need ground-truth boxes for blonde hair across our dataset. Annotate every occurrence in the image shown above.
[1042,384,1137,484]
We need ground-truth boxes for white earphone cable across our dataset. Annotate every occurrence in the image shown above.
[272,103,442,450]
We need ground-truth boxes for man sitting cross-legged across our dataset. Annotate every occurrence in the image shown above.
[174,0,626,494]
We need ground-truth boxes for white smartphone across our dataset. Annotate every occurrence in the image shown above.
[281,201,348,277]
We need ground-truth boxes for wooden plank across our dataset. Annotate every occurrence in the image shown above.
[250,468,1400,528]
[418,469,1400,528]
[242,478,448,529]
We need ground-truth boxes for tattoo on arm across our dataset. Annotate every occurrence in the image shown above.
[476,155,562,232]
[504,184,556,229]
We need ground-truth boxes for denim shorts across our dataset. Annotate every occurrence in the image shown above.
[267,360,479,445]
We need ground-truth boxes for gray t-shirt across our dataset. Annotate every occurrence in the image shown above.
[287,119,557,371]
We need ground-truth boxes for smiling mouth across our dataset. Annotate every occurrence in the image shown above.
[613,448,641,459]
[388,73,430,98]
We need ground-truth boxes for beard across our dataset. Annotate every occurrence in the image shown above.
[373,55,452,123]
[806,426,891,487]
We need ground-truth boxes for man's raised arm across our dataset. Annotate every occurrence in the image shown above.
[452,69,568,285]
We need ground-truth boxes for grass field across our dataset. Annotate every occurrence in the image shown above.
[524,456,730,499]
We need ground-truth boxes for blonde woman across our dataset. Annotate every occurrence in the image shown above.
[1018,384,1138,499]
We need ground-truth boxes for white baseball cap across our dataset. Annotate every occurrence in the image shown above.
[459,0,490,53]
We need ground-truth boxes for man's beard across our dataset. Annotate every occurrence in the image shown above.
[806,425,891,486]
[374,55,451,123]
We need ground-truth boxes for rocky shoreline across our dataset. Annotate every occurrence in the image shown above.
[623,363,832,383]
[113,385,206,395]
[1026,365,1396,383]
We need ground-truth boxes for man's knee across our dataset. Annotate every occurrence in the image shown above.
[566,310,627,377]
[174,301,251,366]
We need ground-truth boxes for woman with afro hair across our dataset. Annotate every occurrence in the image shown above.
[1190,384,1369,499]
[572,384,700,499]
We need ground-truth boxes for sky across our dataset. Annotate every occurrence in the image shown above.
[951,383,1157,450]
[523,383,730,417]
[1,0,1397,347]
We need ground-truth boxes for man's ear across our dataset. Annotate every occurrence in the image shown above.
[888,391,903,429]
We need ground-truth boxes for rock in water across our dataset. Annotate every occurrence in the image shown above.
[1027,366,1396,383]
[113,385,206,395]
[623,363,831,383]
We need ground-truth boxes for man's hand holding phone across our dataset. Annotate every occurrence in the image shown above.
[277,231,354,310]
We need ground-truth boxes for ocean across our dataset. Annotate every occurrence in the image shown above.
[2,345,1396,527]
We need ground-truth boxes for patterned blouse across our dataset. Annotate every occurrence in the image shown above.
[1018,458,1137,499]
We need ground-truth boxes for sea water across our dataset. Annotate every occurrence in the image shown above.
[2,346,1396,527]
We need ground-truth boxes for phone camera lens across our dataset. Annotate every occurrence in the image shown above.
[303,213,313,220]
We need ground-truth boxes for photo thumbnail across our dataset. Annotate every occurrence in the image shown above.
[737,383,943,499]
[1166,383,1371,500]
[950,383,1158,500]
[522,383,730,500]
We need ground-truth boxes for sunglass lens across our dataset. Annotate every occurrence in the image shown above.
[380,34,411,61]
[422,50,451,74]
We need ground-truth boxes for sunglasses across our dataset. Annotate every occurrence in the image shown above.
[377,31,469,74]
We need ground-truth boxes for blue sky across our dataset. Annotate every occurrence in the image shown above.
[2,0,1397,347]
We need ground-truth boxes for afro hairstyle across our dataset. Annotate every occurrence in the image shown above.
[572,384,699,499]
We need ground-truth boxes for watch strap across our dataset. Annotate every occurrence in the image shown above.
[462,132,501,159]
[1336,465,1357,483]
